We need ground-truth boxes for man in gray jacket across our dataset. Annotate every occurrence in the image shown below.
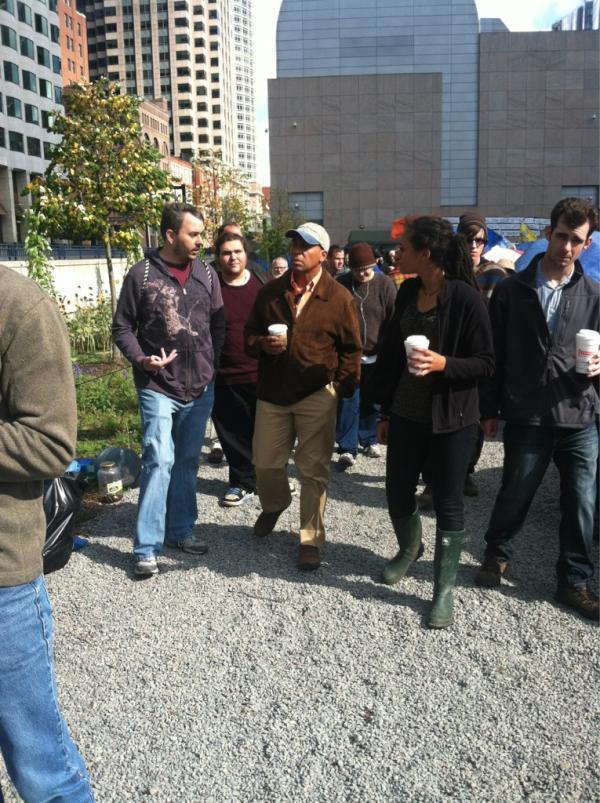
[0,268,93,800]
[476,197,599,620]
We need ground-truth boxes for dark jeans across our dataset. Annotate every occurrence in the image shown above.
[484,423,598,589]
[212,382,257,492]
[336,362,379,455]
[386,415,477,531]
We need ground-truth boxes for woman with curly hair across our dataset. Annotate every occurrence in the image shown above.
[370,216,495,628]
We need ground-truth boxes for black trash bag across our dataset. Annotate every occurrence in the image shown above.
[42,476,85,575]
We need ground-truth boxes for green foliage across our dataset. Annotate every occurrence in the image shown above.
[64,291,112,354]
[24,208,55,297]
[29,79,170,251]
[193,148,259,241]
[74,360,141,455]
[255,189,305,263]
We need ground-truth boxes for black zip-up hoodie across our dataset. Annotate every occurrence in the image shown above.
[479,254,600,427]
[368,277,495,433]
[113,249,225,401]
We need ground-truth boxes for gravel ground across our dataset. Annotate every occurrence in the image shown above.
[1,437,598,802]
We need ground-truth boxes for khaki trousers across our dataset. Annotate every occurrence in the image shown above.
[253,384,338,547]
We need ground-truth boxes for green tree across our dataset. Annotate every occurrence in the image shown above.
[255,189,305,264]
[24,208,55,298]
[28,78,171,359]
[193,149,259,241]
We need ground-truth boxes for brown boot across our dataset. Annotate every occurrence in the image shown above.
[474,557,508,587]
[555,586,599,621]
[298,545,320,570]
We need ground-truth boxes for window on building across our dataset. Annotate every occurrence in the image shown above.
[1,25,17,50]
[180,132,193,142]
[176,67,190,77]
[0,0,14,14]
[211,73,219,82]
[27,135,41,156]
[174,18,187,27]
[211,89,219,98]
[50,23,59,43]
[210,42,218,51]
[108,55,119,65]
[198,118,208,127]
[214,136,221,145]
[561,185,599,206]
[0,127,5,149]
[196,70,206,79]
[25,103,39,123]
[193,4,203,12]
[195,53,205,62]
[198,134,209,143]
[176,51,190,61]
[17,1,32,26]
[37,46,50,67]
[20,35,34,58]
[288,192,324,225]
[208,9,217,18]
[54,85,62,104]
[43,141,53,159]
[6,96,21,118]
[39,78,52,98]
[212,104,220,113]
[22,69,36,90]
[52,54,60,74]
[175,34,189,43]
[197,102,207,111]
[34,13,48,35]
[209,26,218,34]
[104,6,116,15]
[8,130,24,152]
[3,61,19,84]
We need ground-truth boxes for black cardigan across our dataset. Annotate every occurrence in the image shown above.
[368,278,495,434]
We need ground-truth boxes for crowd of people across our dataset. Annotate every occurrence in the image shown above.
[0,196,598,801]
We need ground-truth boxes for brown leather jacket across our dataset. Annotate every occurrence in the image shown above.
[244,269,361,406]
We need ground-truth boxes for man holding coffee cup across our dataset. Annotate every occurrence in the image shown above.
[245,223,361,570]
[477,197,600,621]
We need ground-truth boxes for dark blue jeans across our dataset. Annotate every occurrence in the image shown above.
[484,423,598,589]
[336,362,378,455]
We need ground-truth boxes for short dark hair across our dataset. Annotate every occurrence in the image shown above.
[160,202,203,239]
[216,221,242,238]
[405,216,477,288]
[214,231,248,257]
[328,244,344,257]
[458,221,487,244]
[550,197,598,237]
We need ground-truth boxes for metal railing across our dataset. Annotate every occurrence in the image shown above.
[0,244,127,261]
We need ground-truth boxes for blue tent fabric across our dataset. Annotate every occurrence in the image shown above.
[515,232,600,282]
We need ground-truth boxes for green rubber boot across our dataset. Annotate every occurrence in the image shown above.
[427,529,464,629]
[381,511,423,585]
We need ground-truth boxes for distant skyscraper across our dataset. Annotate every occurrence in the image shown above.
[552,0,599,30]
[0,0,63,242]
[78,0,256,176]
[231,0,256,178]
[78,0,236,164]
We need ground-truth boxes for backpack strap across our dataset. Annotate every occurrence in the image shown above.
[142,258,150,292]
[201,259,213,293]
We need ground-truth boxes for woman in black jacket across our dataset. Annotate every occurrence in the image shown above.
[371,216,494,628]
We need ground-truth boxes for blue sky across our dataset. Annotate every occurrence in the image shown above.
[253,1,581,183]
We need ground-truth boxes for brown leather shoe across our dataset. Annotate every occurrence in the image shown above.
[474,557,508,587]
[555,585,599,621]
[297,545,320,570]
[253,509,284,538]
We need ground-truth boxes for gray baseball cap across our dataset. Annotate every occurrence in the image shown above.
[286,222,331,253]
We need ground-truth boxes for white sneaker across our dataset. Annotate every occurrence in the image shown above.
[134,556,158,577]
[338,452,356,470]
[364,444,382,458]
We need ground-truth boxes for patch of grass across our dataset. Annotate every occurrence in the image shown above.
[74,358,141,457]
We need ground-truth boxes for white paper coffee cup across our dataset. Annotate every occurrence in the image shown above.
[268,323,288,346]
[575,329,600,373]
[404,335,429,374]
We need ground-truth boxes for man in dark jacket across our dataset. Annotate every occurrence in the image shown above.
[113,202,225,577]
[0,268,93,801]
[245,223,361,570]
[477,197,600,620]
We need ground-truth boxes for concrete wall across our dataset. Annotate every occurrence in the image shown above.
[4,257,130,312]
